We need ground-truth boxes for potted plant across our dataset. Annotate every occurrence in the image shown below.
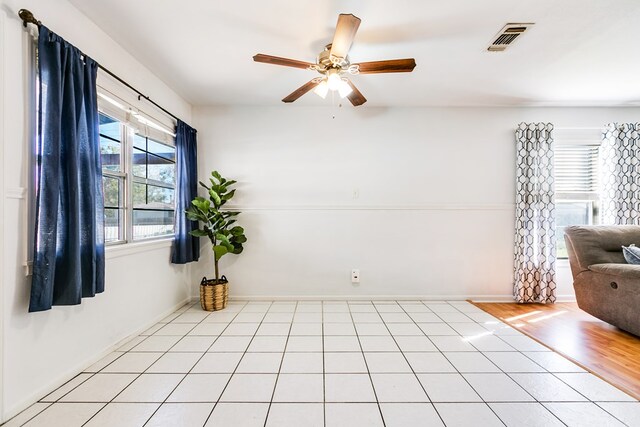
[186,170,247,311]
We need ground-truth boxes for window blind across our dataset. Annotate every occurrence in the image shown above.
[554,145,599,193]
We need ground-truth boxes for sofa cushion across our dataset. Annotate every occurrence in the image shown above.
[564,225,640,274]
[622,245,640,265]
[589,263,640,279]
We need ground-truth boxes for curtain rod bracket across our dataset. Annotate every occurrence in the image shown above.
[18,9,41,28]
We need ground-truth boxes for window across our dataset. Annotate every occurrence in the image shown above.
[99,111,176,244]
[555,143,600,258]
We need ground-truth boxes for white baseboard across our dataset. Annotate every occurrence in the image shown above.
[187,294,577,303]
[3,297,191,423]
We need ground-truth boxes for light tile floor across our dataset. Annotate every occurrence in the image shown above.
[4,300,639,427]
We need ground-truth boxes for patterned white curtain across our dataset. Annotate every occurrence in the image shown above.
[514,123,557,303]
[600,123,640,225]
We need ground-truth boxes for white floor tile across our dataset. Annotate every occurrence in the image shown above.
[256,323,291,336]
[483,352,546,373]
[191,352,243,373]
[324,352,368,373]
[147,352,201,373]
[411,313,445,323]
[261,312,294,323]
[173,312,210,323]
[2,403,51,427]
[425,304,461,313]
[417,323,459,335]
[323,302,350,313]
[154,323,195,336]
[380,403,444,427]
[466,335,515,352]
[202,312,238,323]
[222,323,260,336]
[206,403,269,427]
[544,402,626,427]
[286,336,323,352]
[417,374,482,402]
[351,313,383,323]
[490,402,565,427]
[23,403,104,427]
[60,374,137,402]
[145,402,214,427]
[100,352,163,373]
[436,312,474,322]
[386,323,424,336]
[208,336,252,352]
[364,352,412,373]
[355,323,390,336]
[84,353,125,373]
[220,374,277,402]
[400,304,433,313]
[167,374,230,402]
[522,352,585,372]
[430,336,477,352]
[325,403,384,427]
[323,313,353,323]
[142,323,164,335]
[359,336,399,352]
[349,303,377,313]
[404,352,456,373]
[293,312,323,323]
[187,323,226,336]
[371,374,429,403]
[42,374,93,402]
[234,312,267,323]
[597,402,640,427]
[447,322,489,337]
[434,403,504,427]
[266,403,323,427]
[131,336,181,352]
[289,323,322,336]
[296,304,322,313]
[247,336,288,352]
[499,335,551,352]
[510,373,588,402]
[269,303,297,312]
[375,304,404,313]
[236,352,283,373]
[379,313,413,323]
[280,352,324,373]
[464,373,535,402]
[114,374,184,402]
[325,374,377,402]
[273,374,324,402]
[394,336,439,352]
[170,336,216,352]
[444,352,501,373]
[555,373,636,401]
[324,323,357,335]
[82,403,155,427]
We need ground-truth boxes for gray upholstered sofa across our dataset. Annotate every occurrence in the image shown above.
[564,225,640,336]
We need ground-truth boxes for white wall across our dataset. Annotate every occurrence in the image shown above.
[193,106,640,301]
[0,0,193,421]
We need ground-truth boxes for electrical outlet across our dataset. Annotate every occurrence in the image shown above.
[351,269,360,283]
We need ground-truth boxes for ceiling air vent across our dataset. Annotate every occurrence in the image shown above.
[487,23,534,52]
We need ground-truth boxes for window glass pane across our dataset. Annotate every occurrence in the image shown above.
[100,137,121,172]
[133,148,147,178]
[99,114,121,141]
[132,182,147,208]
[133,209,174,239]
[148,139,175,162]
[133,134,146,150]
[148,155,175,185]
[556,201,591,258]
[102,176,122,208]
[104,208,124,243]
[147,185,174,209]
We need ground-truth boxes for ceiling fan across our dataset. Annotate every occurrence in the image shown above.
[253,13,416,106]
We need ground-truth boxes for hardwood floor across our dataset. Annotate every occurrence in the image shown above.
[473,301,640,400]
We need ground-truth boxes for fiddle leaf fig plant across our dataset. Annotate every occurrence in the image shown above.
[186,170,247,283]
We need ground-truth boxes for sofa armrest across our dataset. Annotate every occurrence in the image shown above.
[588,263,640,279]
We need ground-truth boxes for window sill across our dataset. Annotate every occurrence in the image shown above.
[106,238,173,260]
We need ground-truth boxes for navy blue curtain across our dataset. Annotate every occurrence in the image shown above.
[171,120,200,264]
[29,26,105,312]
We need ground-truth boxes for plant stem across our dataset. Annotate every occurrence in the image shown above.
[214,259,220,283]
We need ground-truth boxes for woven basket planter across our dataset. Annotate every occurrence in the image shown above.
[200,276,229,311]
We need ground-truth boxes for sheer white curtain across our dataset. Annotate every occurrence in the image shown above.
[513,123,557,303]
[600,123,640,225]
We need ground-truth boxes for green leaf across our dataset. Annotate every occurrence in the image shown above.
[213,245,228,261]
[229,226,244,235]
[225,180,237,187]
[232,235,247,244]
[189,229,209,237]
[198,181,210,190]
[222,189,236,200]
[212,170,222,182]
[216,233,231,244]
[209,189,221,205]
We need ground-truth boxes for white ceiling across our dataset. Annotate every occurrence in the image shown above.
[68,0,640,107]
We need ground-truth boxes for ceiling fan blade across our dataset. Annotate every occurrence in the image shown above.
[355,58,417,74]
[329,14,361,61]
[282,79,320,103]
[345,79,367,106]
[253,54,314,70]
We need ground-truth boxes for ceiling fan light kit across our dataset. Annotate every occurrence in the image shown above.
[253,13,416,106]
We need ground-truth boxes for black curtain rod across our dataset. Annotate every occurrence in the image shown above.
[18,8,181,123]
